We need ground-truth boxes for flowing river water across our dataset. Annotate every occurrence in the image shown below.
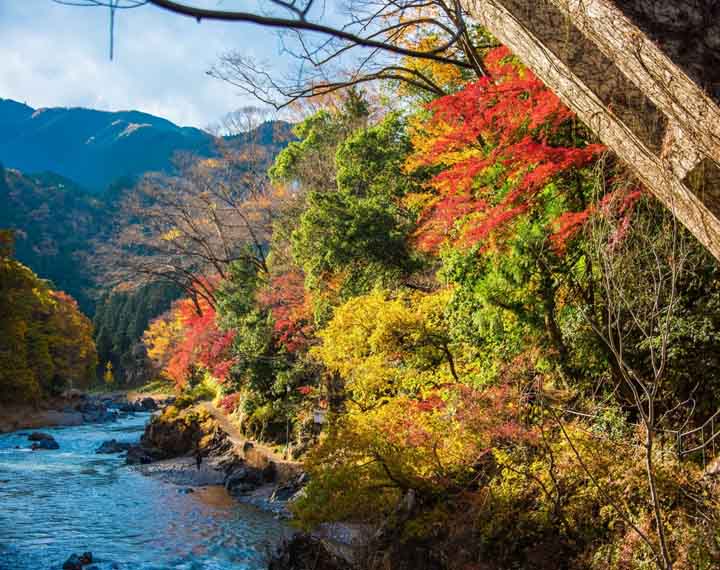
[0,413,291,570]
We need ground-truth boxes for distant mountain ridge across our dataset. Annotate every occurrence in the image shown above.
[0,98,293,318]
[0,98,276,192]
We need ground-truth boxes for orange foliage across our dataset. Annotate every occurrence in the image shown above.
[407,47,605,253]
[145,293,236,388]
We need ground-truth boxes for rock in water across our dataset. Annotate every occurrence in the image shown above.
[63,554,82,570]
[62,551,92,570]
[31,439,60,450]
[139,397,158,411]
[27,432,54,441]
[95,439,133,454]
[29,433,59,450]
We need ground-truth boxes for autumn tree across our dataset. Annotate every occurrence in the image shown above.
[99,109,289,310]
[0,231,97,401]
[405,47,606,384]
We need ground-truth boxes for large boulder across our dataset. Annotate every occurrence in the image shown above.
[28,432,59,450]
[224,465,261,494]
[76,398,118,424]
[139,410,205,458]
[138,397,158,411]
[116,397,160,413]
[125,444,162,465]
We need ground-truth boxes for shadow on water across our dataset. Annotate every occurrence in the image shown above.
[0,414,291,570]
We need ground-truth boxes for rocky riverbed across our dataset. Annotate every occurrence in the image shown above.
[0,392,174,434]
[117,404,367,570]
[0,408,292,570]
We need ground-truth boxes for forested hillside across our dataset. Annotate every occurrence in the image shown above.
[0,230,97,403]
[0,110,294,386]
[0,165,109,313]
[93,282,183,385]
[126,47,720,569]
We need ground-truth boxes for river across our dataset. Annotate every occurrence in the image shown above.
[0,413,290,570]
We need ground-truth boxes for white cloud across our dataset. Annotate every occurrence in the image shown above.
[0,1,288,128]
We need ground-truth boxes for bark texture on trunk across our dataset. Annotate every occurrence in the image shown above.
[465,0,720,260]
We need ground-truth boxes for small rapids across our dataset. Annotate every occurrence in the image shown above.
[0,413,290,570]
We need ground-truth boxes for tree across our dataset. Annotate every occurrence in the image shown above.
[577,194,691,570]
[99,116,288,309]
[94,281,183,383]
[144,294,235,388]
[292,113,423,305]
[0,231,97,401]
[104,361,115,386]
[406,47,603,254]
[55,0,497,109]
[312,289,458,410]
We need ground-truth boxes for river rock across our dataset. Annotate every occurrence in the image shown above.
[27,431,54,441]
[28,432,59,450]
[31,438,60,450]
[224,464,265,494]
[116,397,160,413]
[96,439,134,454]
[62,552,92,570]
[63,554,82,570]
[125,444,160,465]
[139,397,158,411]
[77,399,118,424]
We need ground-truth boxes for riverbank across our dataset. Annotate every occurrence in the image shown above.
[0,412,289,569]
[125,402,373,570]
[122,402,304,515]
[0,391,172,434]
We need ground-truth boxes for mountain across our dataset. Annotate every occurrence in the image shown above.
[0,98,215,192]
[0,165,106,313]
[0,99,293,314]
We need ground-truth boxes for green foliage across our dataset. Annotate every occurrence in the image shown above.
[269,90,369,190]
[292,114,423,305]
[94,281,182,384]
[214,258,310,441]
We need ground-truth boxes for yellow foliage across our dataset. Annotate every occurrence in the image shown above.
[312,288,457,409]
[161,228,182,242]
[144,311,184,371]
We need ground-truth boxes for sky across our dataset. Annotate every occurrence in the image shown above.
[0,1,294,129]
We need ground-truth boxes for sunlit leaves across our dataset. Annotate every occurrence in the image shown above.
[407,47,604,253]
[0,243,97,401]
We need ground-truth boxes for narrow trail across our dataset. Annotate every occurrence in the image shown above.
[199,401,301,468]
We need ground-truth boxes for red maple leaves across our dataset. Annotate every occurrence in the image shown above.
[410,47,605,253]
[257,270,314,353]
